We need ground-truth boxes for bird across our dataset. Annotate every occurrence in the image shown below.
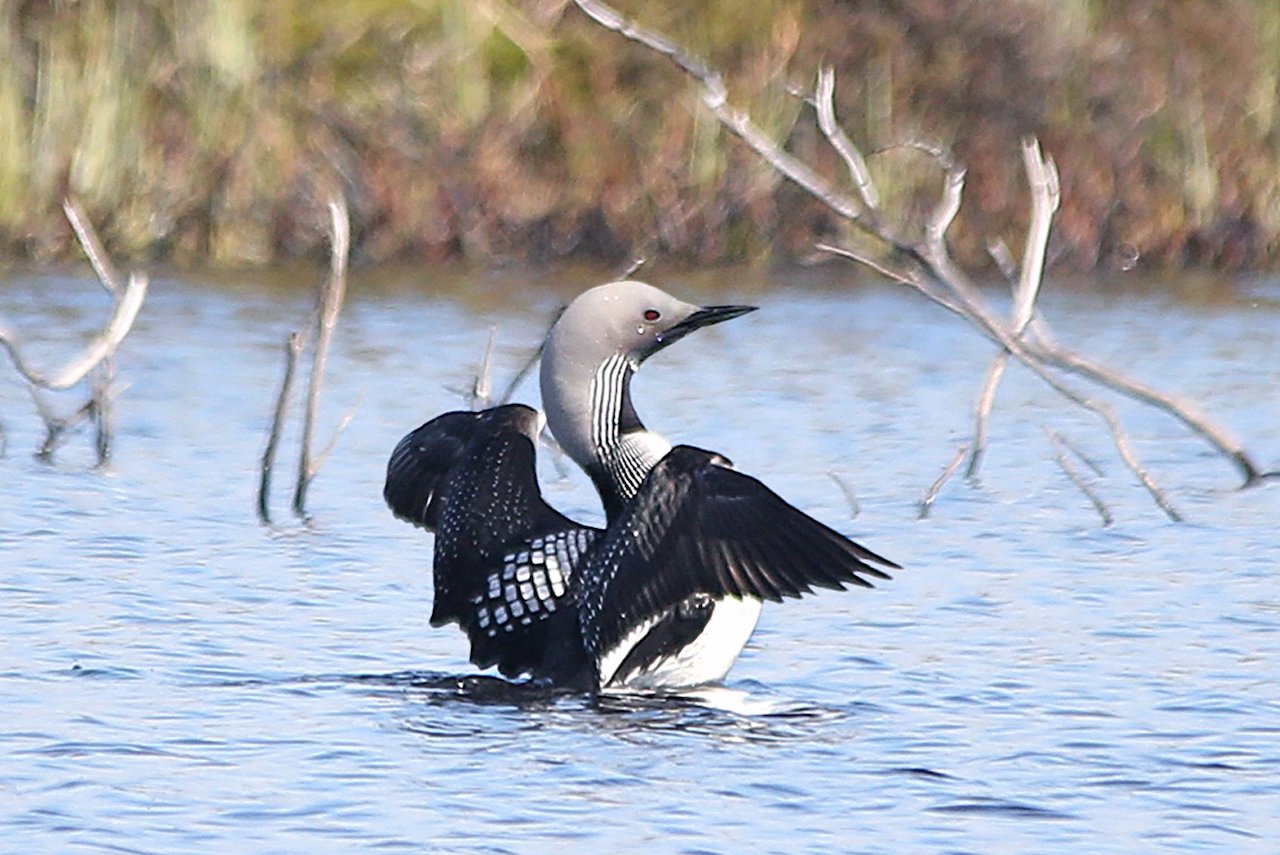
[384,280,898,694]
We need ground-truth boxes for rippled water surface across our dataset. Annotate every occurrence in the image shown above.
[2,269,1279,853]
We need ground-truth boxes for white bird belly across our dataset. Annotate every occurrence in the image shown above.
[599,595,764,692]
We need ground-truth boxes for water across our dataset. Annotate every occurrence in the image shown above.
[2,269,1279,853]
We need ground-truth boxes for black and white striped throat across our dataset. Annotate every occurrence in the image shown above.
[589,354,668,500]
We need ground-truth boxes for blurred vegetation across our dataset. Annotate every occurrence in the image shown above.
[0,0,1278,272]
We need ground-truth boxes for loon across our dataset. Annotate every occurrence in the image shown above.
[384,281,898,694]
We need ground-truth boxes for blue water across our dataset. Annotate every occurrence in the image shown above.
[2,269,1279,853]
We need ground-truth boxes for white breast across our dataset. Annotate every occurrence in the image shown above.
[598,595,764,692]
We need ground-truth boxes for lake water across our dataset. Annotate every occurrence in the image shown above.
[2,267,1278,853]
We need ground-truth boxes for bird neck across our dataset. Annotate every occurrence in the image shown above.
[542,350,671,520]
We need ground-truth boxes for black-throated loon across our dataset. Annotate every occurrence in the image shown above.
[384,281,898,693]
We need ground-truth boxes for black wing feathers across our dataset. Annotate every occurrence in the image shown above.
[582,445,899,661]
[384,405,600,678]
[384,410,480,530]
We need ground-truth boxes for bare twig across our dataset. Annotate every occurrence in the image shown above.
[31,389,95,462]
[815,67,880,213]
[472,327,497,410]
[1048,428,1113,527]
[90,357,114,465]
[618,257,648,279]
[1054,432,1106,478]
[258,332,304,524]
[828,471,861,519]
[0,272,147,391]
[0,203,146,464]
[63,197,124,296]
[312,394,364,474]
[497,306,565,406]
[571,0,867,224]
[1014,138,1059,323]
[987,239,1018,284]
[966,139,1060,479]
[919,443,969,519]
[292,194,351,518]
[1025,339,1262,486]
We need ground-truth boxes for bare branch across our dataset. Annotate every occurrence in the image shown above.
[90,358,115,466]
[63,197,125,296]
[576,0,1256,520]
[966,354,1008,480]
[919,443,969,519]
[827,471,861,519]
[1047,428,1113,527]
[31,388,95,462]
[1014,137,1059,327]
[258,332,304,524]
[923,161,967,268]
[1025,339,1263,487]
[1054,432,1106,478]
[816,242,966,317]
[618,257,647,279]
[815,67,880,212]
[472,327,497,410]
[0,272,148,391]
[497,306,564,406]
[571,0,866,225]
[312,393,364,474]
[0,205,146,464]
[987,239,1018,284]
[293,193,351,518]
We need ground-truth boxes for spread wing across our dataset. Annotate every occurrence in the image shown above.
[385,409,484,531]
[578,445,899,664]
[384,405,601,677]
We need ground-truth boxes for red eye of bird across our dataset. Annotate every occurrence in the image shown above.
[643,309,661,322]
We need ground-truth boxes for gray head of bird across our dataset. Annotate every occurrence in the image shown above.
[544,280,755,373]
[538,279,755,469]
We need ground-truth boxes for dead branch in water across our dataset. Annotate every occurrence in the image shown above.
[918,444,969,520]
[0,199,147,464]
[257,193,353,523]
[258,332,304,524]
[573,0,1274,522]
[1047,428,1114,527]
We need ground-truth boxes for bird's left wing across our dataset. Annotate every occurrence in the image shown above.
[384,405,601,677]
[578,445,899,666]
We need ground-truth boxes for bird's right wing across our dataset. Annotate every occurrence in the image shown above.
[384,405,601,678]
[578,445,899,667]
